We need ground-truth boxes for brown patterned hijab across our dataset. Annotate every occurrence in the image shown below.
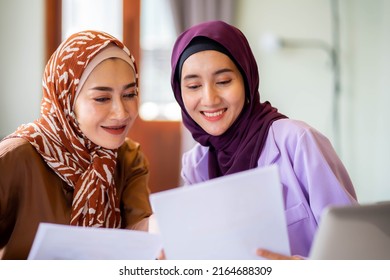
[5,31,138,228]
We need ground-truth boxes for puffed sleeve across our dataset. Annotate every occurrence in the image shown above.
[291,124,358,222]
[115,138,153,230]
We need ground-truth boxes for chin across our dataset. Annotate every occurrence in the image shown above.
[111,140,126,149]
[206,130,224,137]
[201,123,228,136]
[96,139,125,150]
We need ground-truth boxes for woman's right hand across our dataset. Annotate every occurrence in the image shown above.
[157,249,166,260]
[256,249,303,260]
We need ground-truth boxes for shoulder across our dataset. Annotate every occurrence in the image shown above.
[268,119,331,150]
[181,143,209,184]
[0,137,46,187]
[118,137,141,154]
[0,137,39,162]
[182,143,209,168]
[259,119,335,166]
[270,119,321,137]
[117,138,149,169]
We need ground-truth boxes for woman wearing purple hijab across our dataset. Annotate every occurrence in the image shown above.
[170,20,358,259]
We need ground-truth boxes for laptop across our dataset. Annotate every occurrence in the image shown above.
[150,165,290,260]
[309,201,390,260]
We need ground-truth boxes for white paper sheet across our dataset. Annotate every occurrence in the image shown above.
[27,223,162,260]
[150,164,290,260]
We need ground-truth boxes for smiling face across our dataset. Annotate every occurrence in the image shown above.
[74,58,138,149]
[180,50,245,136]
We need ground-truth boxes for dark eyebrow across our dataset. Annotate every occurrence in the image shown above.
[89,86,112,92]
[182,68,234,81]
[182,74,199,81]
[89,82,136,92]
[214,68,234,75]
[123,82,136,90]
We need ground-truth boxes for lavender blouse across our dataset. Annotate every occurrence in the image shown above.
[180,119,358,257]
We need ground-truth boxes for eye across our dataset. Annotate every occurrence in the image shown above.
[185,83,201,90]
[123,91,138,99]
[217,79,232,85]
[94,97,110,103]
[188,85,200,90]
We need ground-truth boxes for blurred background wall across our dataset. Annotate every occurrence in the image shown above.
[1,0,389,203]
[0,0,44,139]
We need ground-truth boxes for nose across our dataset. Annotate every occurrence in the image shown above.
[111,98,130,121]
[201,84,220,106]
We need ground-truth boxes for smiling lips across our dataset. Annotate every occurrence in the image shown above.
[202,108,227,121]
[101,125,126,135]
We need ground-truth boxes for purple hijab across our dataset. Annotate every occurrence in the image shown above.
[171,20,287,178]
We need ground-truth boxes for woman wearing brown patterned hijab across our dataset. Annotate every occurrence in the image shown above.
[0,31,152,259]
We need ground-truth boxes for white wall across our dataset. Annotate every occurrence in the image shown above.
[340,0,390,202]
[236,0,390,203]
[0,0,44,138]
[237,0,335,140]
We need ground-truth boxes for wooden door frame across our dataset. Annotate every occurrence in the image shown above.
[122,0,181,192]
[45,0,62,61]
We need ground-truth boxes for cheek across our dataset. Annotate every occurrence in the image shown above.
[126,100,139,116]
[75,103,101,127]
[230,86,246,110]
[233,95,245,111]
[182,93,195,112]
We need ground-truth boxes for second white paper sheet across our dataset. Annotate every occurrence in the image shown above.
[28,223,162,260]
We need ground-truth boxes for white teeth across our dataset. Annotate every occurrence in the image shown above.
[103,126,124,130]
[203,110,224,117]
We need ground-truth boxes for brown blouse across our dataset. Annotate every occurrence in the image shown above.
[0,137,152,259]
